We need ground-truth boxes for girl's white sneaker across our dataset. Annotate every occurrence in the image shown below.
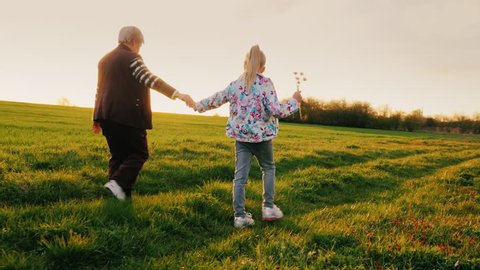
[262,205,284,221]
[234,213,255,228]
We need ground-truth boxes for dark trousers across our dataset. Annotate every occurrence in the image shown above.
[100,121,149,197]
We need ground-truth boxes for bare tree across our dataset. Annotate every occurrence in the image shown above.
[57,97,75,107]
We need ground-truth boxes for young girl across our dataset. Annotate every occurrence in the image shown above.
[195,45,302,228]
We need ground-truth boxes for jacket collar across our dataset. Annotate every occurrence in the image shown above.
[118,43,132,52]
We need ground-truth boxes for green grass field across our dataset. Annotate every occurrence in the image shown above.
[1,100,479,269]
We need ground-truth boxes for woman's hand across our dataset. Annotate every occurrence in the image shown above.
[92,121,101,134]
[176,92,196,108]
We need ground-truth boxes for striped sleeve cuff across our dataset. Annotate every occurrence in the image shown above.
[171,90,178,100]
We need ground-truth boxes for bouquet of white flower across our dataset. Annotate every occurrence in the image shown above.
[293,71,307,119]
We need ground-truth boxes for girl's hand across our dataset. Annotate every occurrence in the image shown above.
[293,91,303,103]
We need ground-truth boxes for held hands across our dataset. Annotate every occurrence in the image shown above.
[292,90,303,103]
[176,92,196,108]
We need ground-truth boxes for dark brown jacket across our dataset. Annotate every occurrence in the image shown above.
[93,44,153,129]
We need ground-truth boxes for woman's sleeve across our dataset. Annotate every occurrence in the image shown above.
[263,80,299,118]
[129,56,177,99]
[195,84,232,113]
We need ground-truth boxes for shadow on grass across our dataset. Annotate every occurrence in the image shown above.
[137,147,427,196]
[278,151,480,219]
[4,146,477,209]
[0,178,103,206]
[73,195,233,269]
[286,170,399,209]
[374,152,480,179]
[135,163,234,195]
[19,196,236,269]
[276,149,427,174]
[22,151,88,171]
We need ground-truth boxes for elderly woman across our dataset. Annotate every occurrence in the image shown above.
[93,26,194,200]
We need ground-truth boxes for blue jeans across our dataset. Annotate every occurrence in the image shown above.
[233,140,275,217]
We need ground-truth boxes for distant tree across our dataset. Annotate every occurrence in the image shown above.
[434,114,450,123]
[474,120,480,134]
[423,117,437,129]
[388,112,403,130]
[372,114,388,129]
[377,105,392,118]
[473,113,480,134]
[348,101,374,127]
[301,98,323,124]
[57,97,75,107]
[452,113,468,122]
[324,99,350,126]
[450,114,476,134]
[281,96,478,134]
[403,109,424,132]
[473,113,480,121]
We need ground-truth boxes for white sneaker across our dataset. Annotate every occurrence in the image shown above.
[234,213,254,228]
[104,180,126,201]
[262,205,284,221]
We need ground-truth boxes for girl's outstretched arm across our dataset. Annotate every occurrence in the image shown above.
[195,84,232,113]
[263,80,299,118]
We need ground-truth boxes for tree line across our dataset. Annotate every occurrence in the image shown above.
[282,98,480,134]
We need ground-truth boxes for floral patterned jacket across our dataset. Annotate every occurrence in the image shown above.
[195,74,299,143]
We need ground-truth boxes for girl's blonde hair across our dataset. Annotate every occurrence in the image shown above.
[240,45,266,92]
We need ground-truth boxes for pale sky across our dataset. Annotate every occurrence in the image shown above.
[1,0,479,117]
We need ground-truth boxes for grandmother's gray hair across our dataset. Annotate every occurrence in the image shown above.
[118,26,144,44]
